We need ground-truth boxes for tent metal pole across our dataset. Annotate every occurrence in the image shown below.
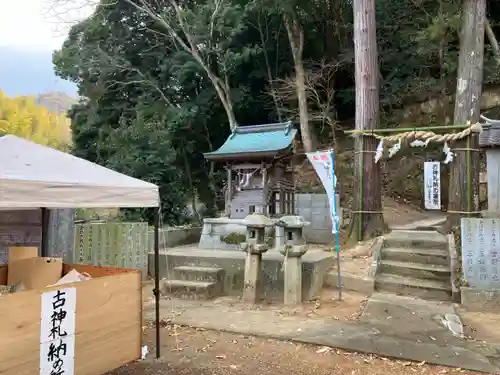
[154,208,161,358]
[40,208,49,257]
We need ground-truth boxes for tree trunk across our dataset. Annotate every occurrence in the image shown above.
[283,13,315,152]
[256,17,282,122]
[348,0,385,242]
[446,0,485,229]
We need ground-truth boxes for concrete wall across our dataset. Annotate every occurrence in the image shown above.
[294,193,341,245]
[148,226,202,250]
[47,209,75,263]
[486,150,500,214]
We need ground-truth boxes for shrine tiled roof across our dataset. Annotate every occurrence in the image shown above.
[204,121,297,161]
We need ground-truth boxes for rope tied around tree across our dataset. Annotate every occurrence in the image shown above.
[347,122,482,143]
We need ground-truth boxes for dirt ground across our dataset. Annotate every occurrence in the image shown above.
[457,307,500,343]
[128,200,463,375]
[108,326,479,375]
[382,198,433,228]
[143,281,368,323]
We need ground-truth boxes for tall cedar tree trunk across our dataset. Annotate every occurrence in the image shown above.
[348,0,385,241]
[446,0,485,229]
[283,13,315,152]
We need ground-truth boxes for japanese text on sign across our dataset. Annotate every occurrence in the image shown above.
[40,288,76,375]
[461,218,500,288]
[424,161,441,210]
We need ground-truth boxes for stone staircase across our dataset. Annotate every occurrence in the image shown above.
[375,230,452,301]
[160,266,225,300]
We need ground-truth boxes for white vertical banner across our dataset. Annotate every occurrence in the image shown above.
[306,150,339,233]
[424,161,441,210]
[40,288,77,375]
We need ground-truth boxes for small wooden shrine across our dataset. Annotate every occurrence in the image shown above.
[204,121,297,219]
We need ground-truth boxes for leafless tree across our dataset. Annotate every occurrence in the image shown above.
[46,0,240,131]
[272,59,343,148]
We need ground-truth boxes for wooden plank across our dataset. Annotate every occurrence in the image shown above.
[8,247,38,264]
[62,263,137,277]
[0,268,141,375]
[232,163,261,170]
[0,265,7,285]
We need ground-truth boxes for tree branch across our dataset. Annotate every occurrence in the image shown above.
[485,18,500,63]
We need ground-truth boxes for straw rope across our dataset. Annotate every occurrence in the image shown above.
[348,122,482,143]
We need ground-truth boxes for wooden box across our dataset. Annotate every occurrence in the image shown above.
[0,264,142,375]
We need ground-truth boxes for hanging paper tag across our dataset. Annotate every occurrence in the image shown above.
[410,138,431,147]
[443,142,454,164]
[374,140,384,163]
[388,139,401,158]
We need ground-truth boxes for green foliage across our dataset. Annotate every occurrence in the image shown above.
[220,233,246,244]
[53,0,500,218]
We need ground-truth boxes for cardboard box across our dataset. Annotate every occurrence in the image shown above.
[0,264,142,375]
[8,257,63,289]
[8,246,38,264]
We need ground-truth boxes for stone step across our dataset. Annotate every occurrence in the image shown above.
[174,266,224,282]
[375,273,452,301]
[379,260,450,281]
[382,247,449,266]
[384,230,447,250]
[160,279,220,300]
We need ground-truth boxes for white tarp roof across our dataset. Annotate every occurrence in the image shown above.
[0,135,160,208]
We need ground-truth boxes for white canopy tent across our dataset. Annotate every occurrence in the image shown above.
[0,135,162,357]
[0,135,159,208]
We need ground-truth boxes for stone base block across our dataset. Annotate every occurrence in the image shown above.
[324,272,375,295]
[461,287,500,313]
[149,249,334,302]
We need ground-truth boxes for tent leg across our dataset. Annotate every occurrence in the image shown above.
[154,208,161,359]
[41,208,49,257]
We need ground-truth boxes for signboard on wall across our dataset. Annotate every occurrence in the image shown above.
[424,161,441,210]
[461,218,500,289]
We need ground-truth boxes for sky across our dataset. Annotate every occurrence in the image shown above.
[0,0,93,51]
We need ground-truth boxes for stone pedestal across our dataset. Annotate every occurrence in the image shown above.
[241,243,268,303]
[240,214,274,303]
[276,216,310,304]
[280,245,308,304]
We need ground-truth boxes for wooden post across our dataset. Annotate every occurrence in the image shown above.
[279,190,285,215]
[447,0,485,228]
[261,163,268,215]
[226,164,233,217]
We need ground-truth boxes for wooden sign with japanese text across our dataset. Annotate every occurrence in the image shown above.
[424,161,441,210]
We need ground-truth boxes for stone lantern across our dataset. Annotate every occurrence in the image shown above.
[240,214,275,303]
[275,215,310,305]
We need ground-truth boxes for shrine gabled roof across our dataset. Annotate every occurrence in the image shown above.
[480,122,500,148]
[204,121,297,161]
